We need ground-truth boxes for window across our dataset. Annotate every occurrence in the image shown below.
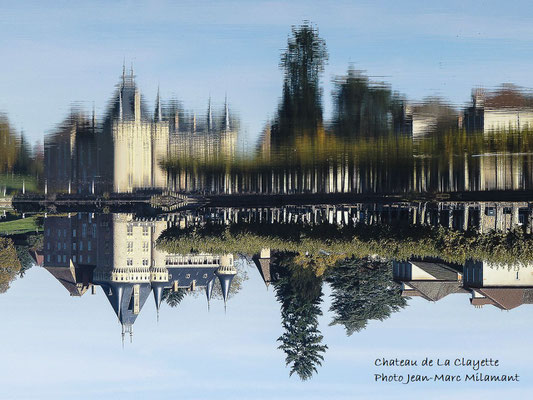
[127,225,133,236]
[62,255,67,263]
[73,255,77,263]
[73,229,76,238]
[82,223,87,238]
[79,242,83,251]
[47,242,50,250]
[485,207,496,216]
[63,229,67,238]
[57,255,61,263]
[143,242,149,252]
[127,242,133,252]
[46,228,50,236]
[46,255,50,262]
[88,241,92,251]
[73,242,76,250]
[142,259,149,266]
[87,255,91,263]
[80,255,83,263]
[127,259,133,266]
[142,226,149,236]
[63,242,66,250]
[92,224,97,237]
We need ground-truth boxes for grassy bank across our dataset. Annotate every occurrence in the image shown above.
[0,215,43,235]
[0,175,39,196]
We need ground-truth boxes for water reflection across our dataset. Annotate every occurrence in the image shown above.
[3,198,533,380]
[1,21,533,385]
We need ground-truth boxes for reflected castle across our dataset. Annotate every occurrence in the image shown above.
[40,212,236,340]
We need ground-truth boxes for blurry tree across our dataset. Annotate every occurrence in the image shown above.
[271,22,328,148]
[332,68,406,138]
[0,116,18,174]
[326,257,406,335]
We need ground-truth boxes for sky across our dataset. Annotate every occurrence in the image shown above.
[2,0,533,146]
[1,259,533,400]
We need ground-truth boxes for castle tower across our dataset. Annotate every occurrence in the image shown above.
[215,254,236,309]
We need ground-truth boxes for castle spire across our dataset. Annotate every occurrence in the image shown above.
[152,283,164,317]
[207,96,213,132]
[224,93,230,131]
[155,85,162,122]
[215,259,236,310]
[119,88,123,121]
[206,277,215,311]
[122,59,126,87]
[92,102,96,130]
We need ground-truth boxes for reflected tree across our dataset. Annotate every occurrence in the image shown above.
[273,254,327,380]
[326,258,406,335]
[0,237,22,294]
[162,288,188,307]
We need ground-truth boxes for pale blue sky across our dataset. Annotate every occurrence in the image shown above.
[1,261,532,399]
[1,0,533,146]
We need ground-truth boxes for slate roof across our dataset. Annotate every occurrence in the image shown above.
[403,281,468,302]
[252,255,271,287]
[411,261,460,281]
[99,281,152,325]
[44,264,94,296]
[471,288,533,310]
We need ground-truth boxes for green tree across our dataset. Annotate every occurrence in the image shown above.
[332,68,406,138]
[0,237,22,293]
[326,258,406,335]
[162,288,188,307]
[272,22,328,147]
[0,115,18,174]
[274,254,327,380]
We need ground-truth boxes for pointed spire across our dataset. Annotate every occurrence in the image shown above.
[122,59,126,87]
[119,88,123,121]
[130,62,134,80]
[92,102,96,129]
[155,85,162,122]
[206,278,215,310]
[224,93,230,131]
[153,284,164,315]
[207,96,213,132]
[216,263,237,308]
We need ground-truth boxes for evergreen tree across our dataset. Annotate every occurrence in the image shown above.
[272,22,328,147]
[332,68,406,138]
[162,288,188,307]
[274,255,327,380]
[326,258,406,335]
